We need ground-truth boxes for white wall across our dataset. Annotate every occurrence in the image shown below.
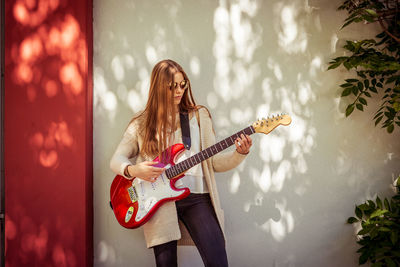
[93,0,400,266]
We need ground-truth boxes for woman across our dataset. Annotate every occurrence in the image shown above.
[110,59,252,267]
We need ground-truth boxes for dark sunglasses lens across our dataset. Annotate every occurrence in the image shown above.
[180,80,187,89]
[170,80,188,90]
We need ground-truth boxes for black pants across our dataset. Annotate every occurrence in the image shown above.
[153,193,228,267]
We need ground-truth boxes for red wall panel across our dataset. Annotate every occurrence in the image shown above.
[4,0,93,266]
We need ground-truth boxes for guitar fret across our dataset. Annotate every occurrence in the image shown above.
[184,160,190,170]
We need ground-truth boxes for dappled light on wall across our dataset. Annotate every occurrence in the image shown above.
[210,0,321,244]
[6,0,91,265]
[13,0,59,27]
[29,121,74,168]
[213,0,261,103]
[10,2,87,169]
[12,11,86,99]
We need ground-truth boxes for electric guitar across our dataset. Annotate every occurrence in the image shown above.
[110,114,292,229]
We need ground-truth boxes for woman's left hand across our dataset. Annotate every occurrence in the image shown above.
[235,134,252,155]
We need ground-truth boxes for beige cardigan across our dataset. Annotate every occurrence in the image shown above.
[110,107,247,248]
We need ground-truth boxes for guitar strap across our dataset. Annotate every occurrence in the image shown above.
[195,108,201,150]
[180,112,191,150]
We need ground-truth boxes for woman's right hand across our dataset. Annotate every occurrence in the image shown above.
[127,161,165,182]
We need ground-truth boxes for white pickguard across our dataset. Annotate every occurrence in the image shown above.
[132,164,185,222]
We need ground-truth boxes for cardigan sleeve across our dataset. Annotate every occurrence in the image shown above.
[198,107,247,173]
[109,120,140,179]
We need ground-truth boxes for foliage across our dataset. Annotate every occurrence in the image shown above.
[328,0,400,133]
[347,177,400,266]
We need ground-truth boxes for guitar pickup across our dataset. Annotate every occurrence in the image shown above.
[127,186,138,203]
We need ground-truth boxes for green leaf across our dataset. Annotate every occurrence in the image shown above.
[358,71,366,79]
[393,102,400,112]
[370,209,388,218]
[386,75,398,84]
[345,79,359,83]
[358,82,364,91]
[341,19,356,29]
[385,258,396,267]
[371,262,383,267]
[370,86,378,93]
[374,112,383,119]
[387,124,394,133]
[376,32,386,38]
[359,251,370,264]
[364,91,371,97]
[342,88,352,97]
[365,9,378,17]
[364,79,370,88]
[355,205,363,219]
[356,104,364,111]
[358,227,372,235]
[359,97,367,105]
[352,86,359,96]
[376,196,382,209]
[344,61,352,70]
[390,231,398,245]
[328,62,341,70]
[370,228,378,239]
[346,105,355,117]
[347,217,359,224]
[384,198,390,211]
[340,83,353,88]
[377,83,383,88]
[378,227,391,232]
[375,116,383,126]
[367,200,375,209]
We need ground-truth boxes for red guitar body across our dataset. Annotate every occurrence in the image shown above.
[110,143,190,229]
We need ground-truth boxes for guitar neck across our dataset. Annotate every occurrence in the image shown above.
[165,125,255,179]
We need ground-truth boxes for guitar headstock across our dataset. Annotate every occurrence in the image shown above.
[252,113,292,134]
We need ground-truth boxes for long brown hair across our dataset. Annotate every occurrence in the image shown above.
[133,59,197,161]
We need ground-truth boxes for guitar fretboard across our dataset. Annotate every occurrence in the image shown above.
[165,126,255,179]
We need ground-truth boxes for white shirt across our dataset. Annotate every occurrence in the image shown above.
[172,115,208,193]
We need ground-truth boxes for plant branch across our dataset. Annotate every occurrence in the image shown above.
[378,16,400,43]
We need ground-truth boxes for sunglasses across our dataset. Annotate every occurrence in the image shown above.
[169,79,189,91]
